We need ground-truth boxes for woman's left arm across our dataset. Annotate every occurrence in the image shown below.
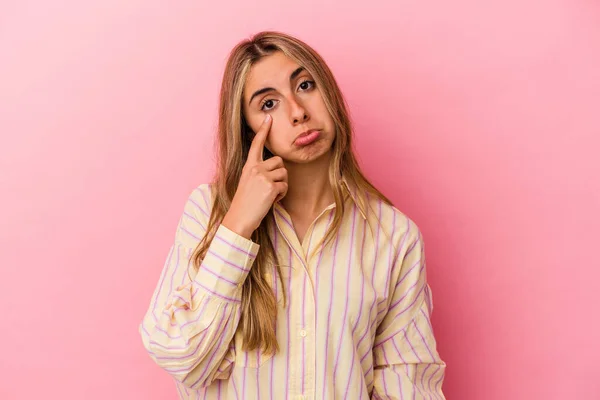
[370,225,446,400]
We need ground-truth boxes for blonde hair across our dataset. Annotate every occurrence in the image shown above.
[189,31,392,355]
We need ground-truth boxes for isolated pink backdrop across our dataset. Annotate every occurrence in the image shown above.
[1,1,599,399]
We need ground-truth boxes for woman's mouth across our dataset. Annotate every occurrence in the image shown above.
[294,130,321,146]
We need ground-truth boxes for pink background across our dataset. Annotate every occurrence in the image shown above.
[1,1,599,399]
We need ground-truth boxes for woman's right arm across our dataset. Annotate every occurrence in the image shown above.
[139,183,259,390]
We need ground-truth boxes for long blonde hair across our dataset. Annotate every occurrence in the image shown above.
[190,31,392,355]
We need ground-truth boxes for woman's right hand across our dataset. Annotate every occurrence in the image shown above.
[222,114,288,239]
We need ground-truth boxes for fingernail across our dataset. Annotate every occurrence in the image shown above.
[265,114,271,122]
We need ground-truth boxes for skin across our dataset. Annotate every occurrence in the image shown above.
[224,51,337,244]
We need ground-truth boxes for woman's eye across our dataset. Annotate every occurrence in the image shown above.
[261,99,278,111]
[299,80,314,91]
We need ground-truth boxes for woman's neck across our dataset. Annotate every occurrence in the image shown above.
[279,153,334,218]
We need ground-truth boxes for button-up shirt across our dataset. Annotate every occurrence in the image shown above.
[140,180,446,399]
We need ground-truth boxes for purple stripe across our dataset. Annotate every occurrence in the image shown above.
[242,350,247,396]
[390,216,411,276]
[285,247,292,398]
[155,308,225,371]
[196,187,211,210]
[322,221,342,400]
[381,345,390,393]
[181,226,201,241]
[180,295,211,330]
[201,264,240,286]
[343,216,369,397]
[189,304,233,388]
[405,230,422,257]
[183,210,207,230]
[355,200,382,353]
[151,245,176,322]
[413,319,436,360]
[214,232,257,258]
[231,371,240,400]
[373,286,426,348]
[274,207,294,232]
[189,196,210,218]
[394,259,422,290]
[207,248,250,273]
[403,328,422,363]
[257,349,261,398]
[196,280,241,303]
[154,304,228,359]
[170,286,199,306]
[270,224,278,400]
[420,364,433,399]
[395,364,406,400]
[333,205,357,383]
[301,271,307,394]
[314,210,333,397]
[167,245,182,312]
[382,210,397,292]
[391,334,410,376]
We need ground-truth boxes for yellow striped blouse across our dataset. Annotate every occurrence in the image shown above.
[139,180,446,399]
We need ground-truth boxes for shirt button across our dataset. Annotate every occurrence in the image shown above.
[299,329,307,337]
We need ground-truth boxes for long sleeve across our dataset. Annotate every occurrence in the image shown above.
[371,225,446,400]
[139,184,260,390]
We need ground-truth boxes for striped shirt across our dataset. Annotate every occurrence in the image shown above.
[139,180,446,399]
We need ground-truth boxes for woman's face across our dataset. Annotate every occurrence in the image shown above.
[242,51,335,164]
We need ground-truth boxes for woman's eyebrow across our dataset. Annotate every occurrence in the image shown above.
[248,66,306,105]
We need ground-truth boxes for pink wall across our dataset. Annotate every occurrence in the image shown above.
[1,1,599,399]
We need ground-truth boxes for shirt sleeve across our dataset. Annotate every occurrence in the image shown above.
[371,223,446,399]
[139,184,260,390]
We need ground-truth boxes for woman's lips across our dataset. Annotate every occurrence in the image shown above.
[294,130,321,146]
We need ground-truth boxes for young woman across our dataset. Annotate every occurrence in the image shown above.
[140,31,446,399]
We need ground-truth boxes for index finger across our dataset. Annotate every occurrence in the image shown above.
[248,114,272,163]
